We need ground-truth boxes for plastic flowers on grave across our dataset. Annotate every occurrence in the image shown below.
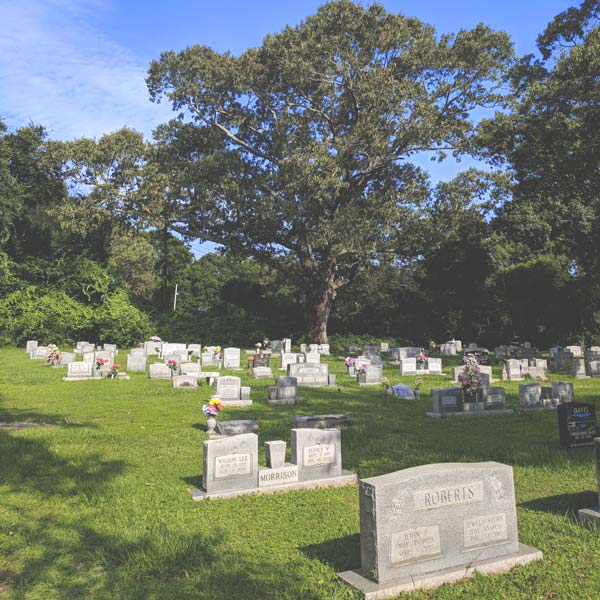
[167,359,178,373]
[458,353,482,397]
[214,346,222,356]
[356,364,367,374]
[95,357,109,371]
[417,351,428,369]
[45,344,60,366]
[344,357,355,367]
[108,364,120,379]
[202,396,223,418]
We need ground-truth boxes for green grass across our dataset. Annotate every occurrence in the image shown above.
[1,348,600,599]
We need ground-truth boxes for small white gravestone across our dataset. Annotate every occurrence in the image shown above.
[149,363,172,379]
[223,347,241,369]
[126,354,147,373]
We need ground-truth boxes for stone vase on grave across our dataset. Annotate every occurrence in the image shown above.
[206,417,217,435]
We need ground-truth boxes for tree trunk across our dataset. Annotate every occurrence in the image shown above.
[304,273,335,344]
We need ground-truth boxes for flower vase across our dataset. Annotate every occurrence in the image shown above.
[206,416,217,435]
[348,366,355,376]
[357,372,366,384]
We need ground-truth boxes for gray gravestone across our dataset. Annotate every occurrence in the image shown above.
[215,420,258,436]
[267,376,298,405]
[430,387,463,415]
[291,428,342,482]
[288,362,330,386]
[338,462,541,595]
[359,364,383,386]
[400,358,417,375]
[126,354,147,373]
[223,347,241,369]
[519,383,542,409]
[477,387,506,410]
[265,440,286,469]
[571,358,588,379]
[65,361,94,380]
[552,381,574,402]
[60,351,76,366]
[280,352,298,371]
[202,433,258,494]
[252,366,273,379]
[26,340,38,353]
[180,362,201,376]
[149,363,172,379]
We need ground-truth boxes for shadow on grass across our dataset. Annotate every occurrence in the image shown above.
[301,534,361,572]
[0,406,95,428]
[519,491,598,516]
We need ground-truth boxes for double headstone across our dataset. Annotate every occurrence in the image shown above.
[215,376,252,406]
[338,462,542,595]
[288,362,333,387]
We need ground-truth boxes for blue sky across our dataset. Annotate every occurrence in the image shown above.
[0,0,577,256]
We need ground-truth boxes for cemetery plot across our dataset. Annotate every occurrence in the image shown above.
[191,428,356,500]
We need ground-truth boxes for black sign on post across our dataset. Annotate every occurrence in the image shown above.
[558,402,598,449]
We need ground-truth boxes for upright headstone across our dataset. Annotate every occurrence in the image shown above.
[223,347,241,370]
[252,366,273,379]
[149,362,172,379]
[304,351,321,363]
[430,387,463,415]
[400,358,417,375]
[26,340,38,353]
[571,358,588,379]
[280,352,297,371]
[283,338,292,353]
[338,462,542,595]
[427,357,442,375]
[288,363,332,387]
[558,402,597,449]
[64,361,94,380]
[216,376,252,406]
[202,433,258,494]
[59,351,76,366]
[126,354,147,373]
[577,438,600,526]
[552,381,574,403]
[291,428,342,482]
[519,383,542,409]
[358,364,383,386]
[267,376,299,405]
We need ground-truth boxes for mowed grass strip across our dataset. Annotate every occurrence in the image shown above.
[1,347,600,599]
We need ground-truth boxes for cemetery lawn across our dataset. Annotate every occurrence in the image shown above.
[2,348,600,600]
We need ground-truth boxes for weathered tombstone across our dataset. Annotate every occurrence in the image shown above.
[252,366,273,379]
[126,354,147,373]
[527,367,547,381]
[358,364,383,386]
[280,352,297,371]
[391,385,415,399]
[477,386,506,411]
[283,338,292,353]
[223,347,241,370]
[558,402,597,449]
[143,341,161,356]
[588,360,600,378]
[201,352,219,368]
[251,354,270,368]
[288,362,332,387]
[81,343,95,354]
[103,343,117,354]
[519,383,542,409]
[338,462,542,595]
[552,381,574,403]
[63,361,95,381]
[439,343,457,356]
[304,351,321,363]
[300,343,307,353]
[172,375,198,388]
[271,340,283,352]
[318,343,330,355]
[571,358,588,379]
[267,376,299,405]
[26,340,38,354]
[291,428,342,482]
[149,362,172,379]
[427,358,442,375]
[505,359,524,381]
[531,358,548,370]
[201,433,258,494]
[577,438,600,527]
[551,351,574,373]
[31,346,47,359]
[180,362,201,376]
[59,351,76,366]
[429,387,463,416]
[400,358,417,375]
[216,376,252,406]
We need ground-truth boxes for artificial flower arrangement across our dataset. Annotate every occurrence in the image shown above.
[108,363,120,379]
[416,350,428,369]
[45,344,61,366]
[167,359,178,374]
[344,357,355,367]
[458,353,482,399]
[95,357,109,371]
[202,396,223,418]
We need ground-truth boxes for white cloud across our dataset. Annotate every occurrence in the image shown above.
[0,0,172,140]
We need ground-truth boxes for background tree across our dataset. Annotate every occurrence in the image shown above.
[146,0,514,342]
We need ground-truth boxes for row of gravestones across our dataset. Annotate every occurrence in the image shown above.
[427,381,576,417]
[193,426,543,595]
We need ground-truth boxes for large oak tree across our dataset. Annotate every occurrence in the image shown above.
[147,0,513,342]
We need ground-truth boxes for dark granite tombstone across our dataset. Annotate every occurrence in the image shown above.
[558,402,597,449]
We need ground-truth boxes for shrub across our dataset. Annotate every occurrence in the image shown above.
[94,290,153,346]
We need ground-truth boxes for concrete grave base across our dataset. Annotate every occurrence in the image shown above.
[62,376,103,382]
[219,400,253,407]
[337,543,542,600]
[578,507,600,527]
[266,397,301,405]
[426,409,513,418]
[190,469,357,501]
